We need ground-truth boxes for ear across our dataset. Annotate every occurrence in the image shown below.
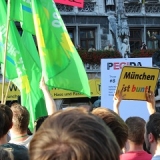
[9,122,13,130]
[148,133,155,143]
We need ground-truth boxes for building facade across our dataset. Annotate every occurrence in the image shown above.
[125,0,160,52]
[56,0,160,52]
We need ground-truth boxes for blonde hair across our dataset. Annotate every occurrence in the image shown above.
[29,108,120,160]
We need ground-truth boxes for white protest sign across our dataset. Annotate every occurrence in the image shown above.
[101,58,152,121]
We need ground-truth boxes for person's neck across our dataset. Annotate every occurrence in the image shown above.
[0,134,8,145]
[10,129,28,142]
[125,140,144,152]
[152,141,160,156]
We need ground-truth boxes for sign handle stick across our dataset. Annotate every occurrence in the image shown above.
[4,81,11,104]
[1,0,11,104]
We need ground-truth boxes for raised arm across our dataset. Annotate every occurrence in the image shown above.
[145,91,156,115]
[113,90,126,115]
[40,77,57,115]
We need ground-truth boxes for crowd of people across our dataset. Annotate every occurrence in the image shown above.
[0,78,160,160]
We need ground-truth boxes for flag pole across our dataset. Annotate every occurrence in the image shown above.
[4,81,11,104]
[1,0,11,104]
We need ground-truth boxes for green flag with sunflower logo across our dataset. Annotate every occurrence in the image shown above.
[31,0,90,97]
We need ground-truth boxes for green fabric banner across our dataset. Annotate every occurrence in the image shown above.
[10,0,35,34]
[0,0,47,131]
[32,0,90,97]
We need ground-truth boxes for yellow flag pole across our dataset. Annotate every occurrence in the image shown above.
[1,0,11,104]
[4,81,11,104]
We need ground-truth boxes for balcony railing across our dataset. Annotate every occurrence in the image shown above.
[125,2,160,14]
[56,4,74,12]
[145,4,160,13]
[78,2,95,12]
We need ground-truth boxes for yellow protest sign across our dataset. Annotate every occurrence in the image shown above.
[0,79,101,101]
[0,83,20,100]
[50,78,101,99]
[116,66,159,100]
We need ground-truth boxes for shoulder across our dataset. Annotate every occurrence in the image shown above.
[120,152,132,160]
[142,151,152,159]
[1,143,27,149]
[152,155,160,160]
[1,143,29,160]
[120,151,152,160]
[9,136,33,148]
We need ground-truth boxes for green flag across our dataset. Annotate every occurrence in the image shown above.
[12,31,48,131]
[32,0,90,97]
[21,0,35,34]
[0,0,30,92]
[10,0,22,22]
[20,31,47,131]
[0,0,18,79]
[0,0,47,131]
[10,0,35,34]
[21,32,41,69]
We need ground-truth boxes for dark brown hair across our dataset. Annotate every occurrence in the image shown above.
[126,116,146,145]
[92,108,128,149]
[146,112,160,141]
[0,104,13,138]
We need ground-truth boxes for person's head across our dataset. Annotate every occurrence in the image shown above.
[0,147,14,160]
[34,116,48,132]
[78,105,92,112]
[126,116,145,145]
[29,108,120,160]
[92,108,128,149]
[10,103,29,134]
[145,112,160,155]
[0,104,13,139]
[123,38,128,43]
[2,143,29,160]
[109,44,112,48]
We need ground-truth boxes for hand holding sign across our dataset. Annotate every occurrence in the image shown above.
[116,66,159,101]
[145,91,154,104]
[113,90,126,115]
[145,91,156,115]
[114,90,126,105]
[113,90,156,116]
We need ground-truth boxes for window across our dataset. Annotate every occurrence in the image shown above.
[147,29,160,49]
[129,29,142,52]
[145,0,159,2]
[78,2,95,12]
[79,28,96,50]
[125,0,139,2]
[67,28,75,44]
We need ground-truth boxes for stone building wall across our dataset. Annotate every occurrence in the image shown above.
[62,15,109,50]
